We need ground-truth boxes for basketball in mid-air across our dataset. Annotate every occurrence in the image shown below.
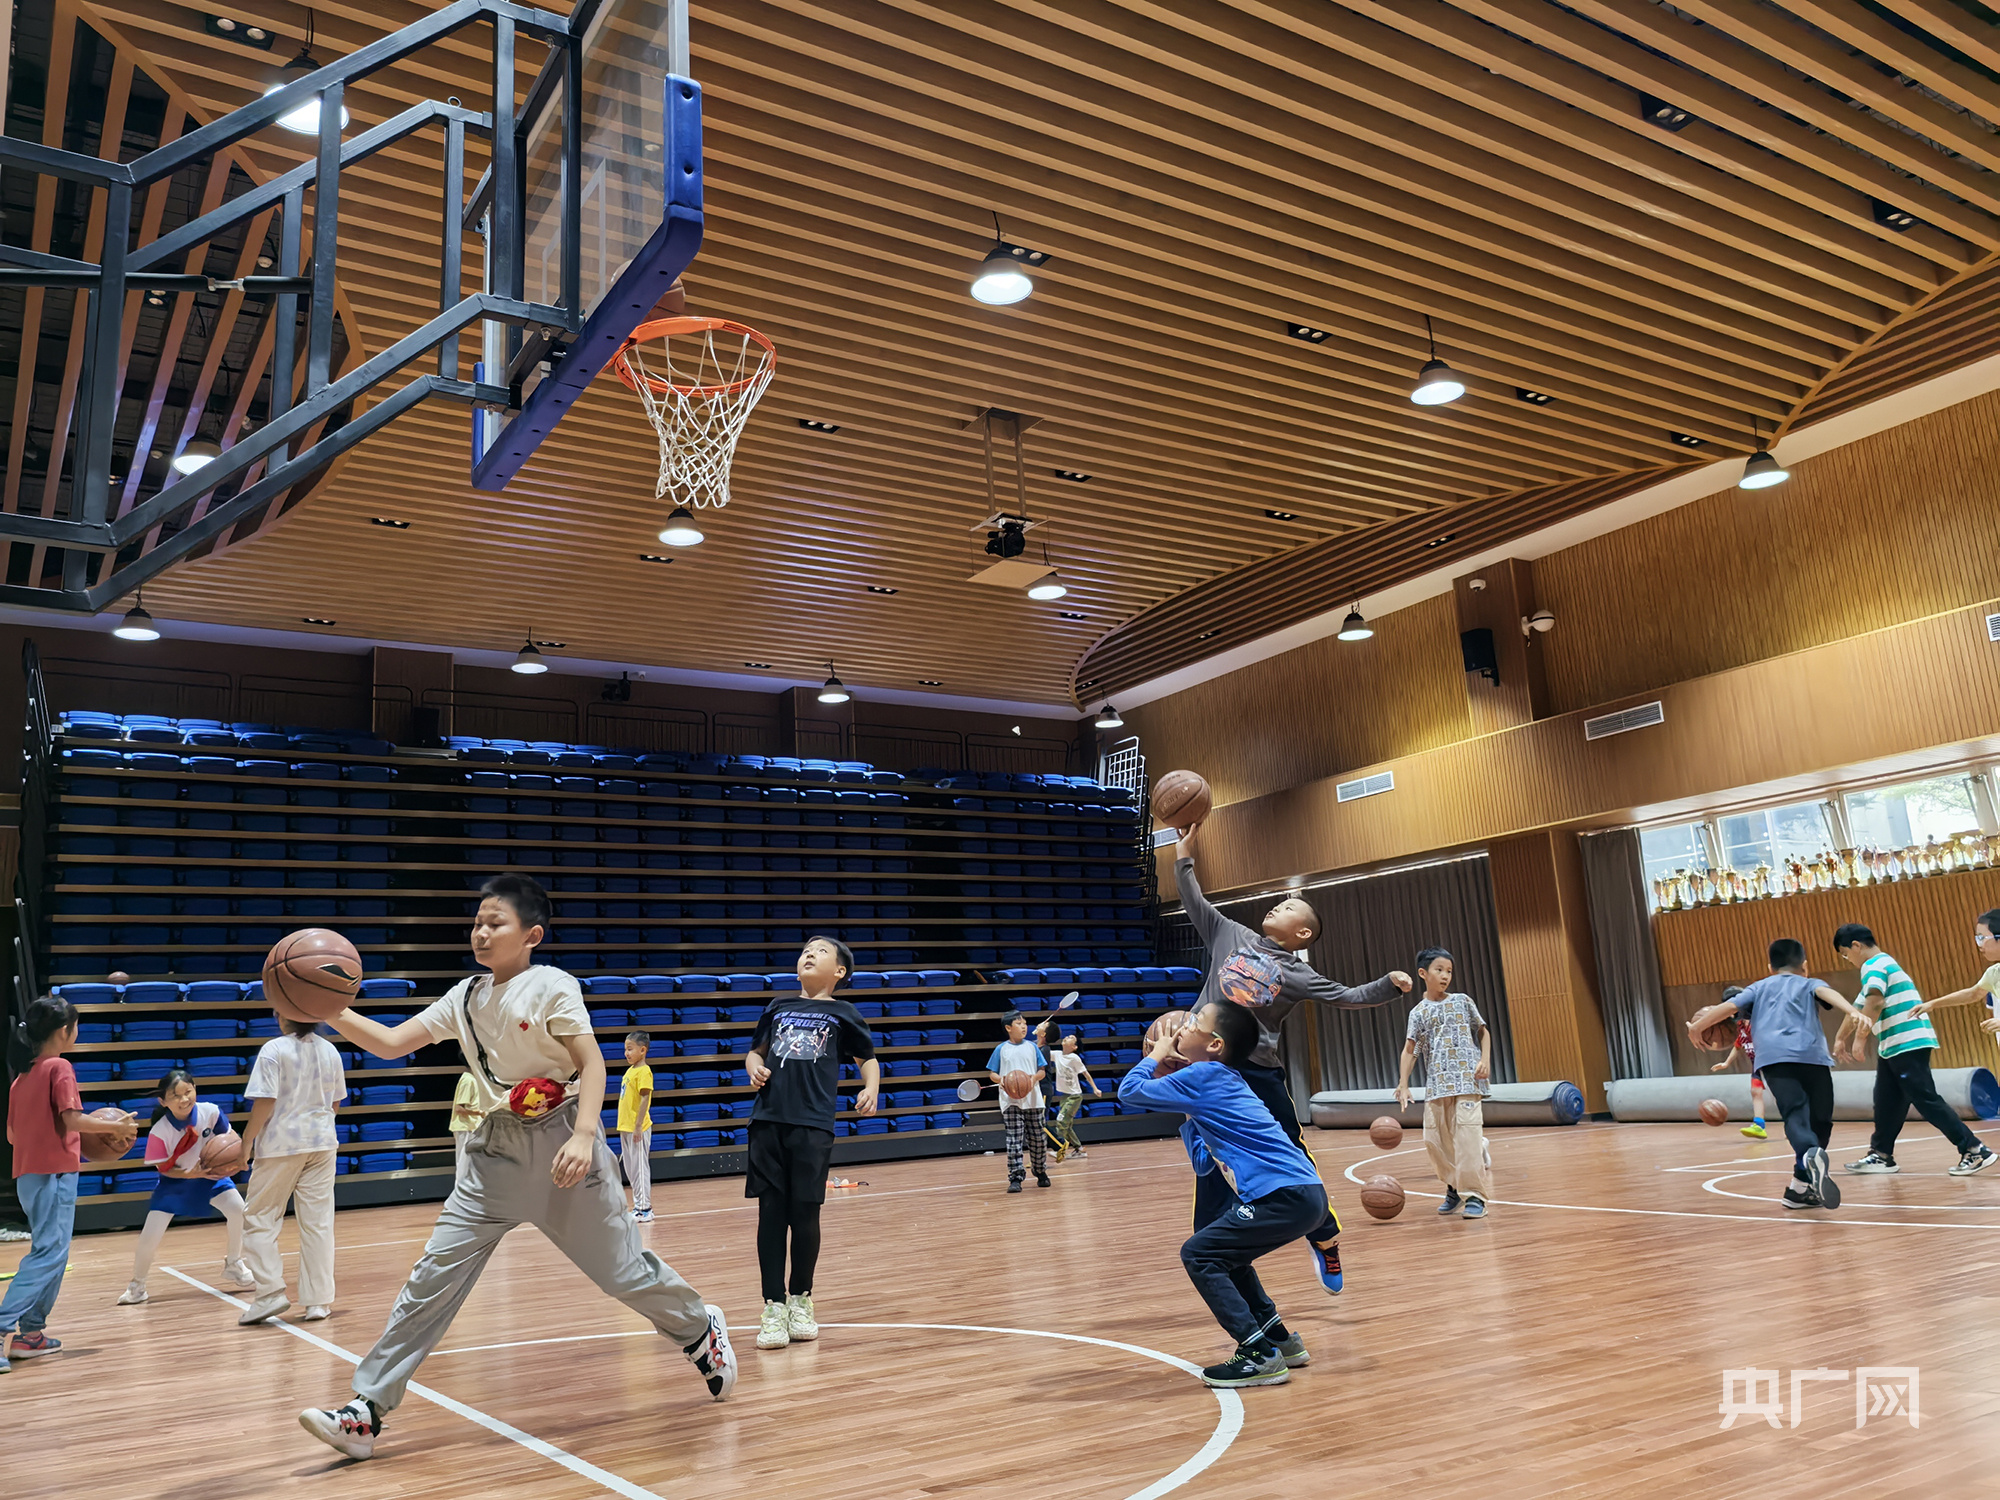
[1699,1098,1729,1126]
[263,928,363,1023]
[1150,769,1211,831]
[1369,1116,1404,1150]
[1360,1174,1406,1220]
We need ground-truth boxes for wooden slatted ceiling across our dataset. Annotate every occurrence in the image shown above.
[28,0,2000,705]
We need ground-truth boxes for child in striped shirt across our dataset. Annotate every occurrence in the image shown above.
[1832,923,1995,1178]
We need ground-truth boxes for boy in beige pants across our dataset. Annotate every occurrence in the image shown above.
[1396,948,1493,1219]
[236,1013,347,1325]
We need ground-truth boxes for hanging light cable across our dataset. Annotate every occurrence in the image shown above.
[1410,315,1466,407]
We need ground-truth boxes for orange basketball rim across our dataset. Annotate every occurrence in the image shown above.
[610,315,778,512]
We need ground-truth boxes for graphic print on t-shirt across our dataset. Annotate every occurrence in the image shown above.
[769,1011,836,1065]
[1217,947,1284,1010]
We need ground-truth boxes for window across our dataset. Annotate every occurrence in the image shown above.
[1640,823,1708,893]
[1716,801,1830,874]
[1846,775,1980,849]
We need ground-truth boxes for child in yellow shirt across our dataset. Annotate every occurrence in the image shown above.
[618,1031,655,1222]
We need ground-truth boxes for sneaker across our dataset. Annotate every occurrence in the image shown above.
[1950,1145,1997,1177]
[787,1293,818,1342]
[1436,1187,1461,1216]
[633,1209,655,1223]
[1781,1184,1823,1210]
[1462,1196,1488,1218]
[1803,1147,1840,1209]
[1845,1151,1899,1174]
[1200,1347,1290,1388]
[301,1306,332,1322]
[299,1398,382,1460]
[685,1302,737,1400]
[1271,1332,1310,1368]
[238,1294,291,1326]
[5,1331,61,1360]
[1072,1148,1088,1159]
[756,1299,791,1350]
[1740,1123,1768,1140]
[116,1282,148,1306]
[1308,1239,1343,1295]
[221,1258,253,1290]
[1035,1172,1052,1189]
[1007,1179,1023,1194]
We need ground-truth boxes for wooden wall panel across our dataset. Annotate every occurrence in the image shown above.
[1535,388,2000,717]
[1489,830,1613,1109]
[1652,866,2000,1070]
[1120,591,1469,809]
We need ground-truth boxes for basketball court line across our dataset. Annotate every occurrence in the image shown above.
[1700,1172,2000,1211]
[160,1270,1242,1500]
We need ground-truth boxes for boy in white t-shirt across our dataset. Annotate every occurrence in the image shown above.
[985,1010,1049,1192]
[236,1013,346,1326]
[1047,1031,1101,1161]
[298,875,736,1461]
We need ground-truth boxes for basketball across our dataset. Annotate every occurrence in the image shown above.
[1359,1174,1406,1220]
[80,1106,137,1163]
[1143,1009,1192,1073]
[1001,1070,1034,1100]
[1150,769,1211,831]
[107,970,130,985]
[1369,1115,1403,1150]
[263,928,364,1023]
[201,1131,246,1175]
[1689,1016,1736,1052]
[650,277,687,318]
[1699,1098,1729,1126]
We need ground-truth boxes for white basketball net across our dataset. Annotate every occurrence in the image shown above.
[613,318,777,509]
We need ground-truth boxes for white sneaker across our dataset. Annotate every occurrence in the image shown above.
[685,1303,737,1400]
[756,1298,791,1349]
[221,1258,253,1289]
[299,1398,381,1460]
[116,1281,148,1306]
[238,1293,291,1326]
[787,1292,818,1342]
[301,1306,332,1322]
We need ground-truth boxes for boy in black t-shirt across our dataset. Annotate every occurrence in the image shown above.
[744,935,878,1350]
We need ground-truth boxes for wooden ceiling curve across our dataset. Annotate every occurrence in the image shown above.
[16,1,2000,706]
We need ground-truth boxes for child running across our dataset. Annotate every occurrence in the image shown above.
[299,874,734,1460]
[2,995,136,1371]
[235,1007,346,1325]
[119,1067,249,1305]
[743,935,878,1350]
[1711,987,1769,1139]
[1394,948,1493,1218]
[1119,1000,1334,1388]
[1686,938,1878,1211]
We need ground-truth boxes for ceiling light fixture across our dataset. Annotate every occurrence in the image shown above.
[1286,323,1330,343]
[264,11,350,135]
[511,639,549,674]
[206,15,273,47]
[300,616,336,625]
[817,664,851,704]
[797,418,841,432]
[113,593,161,641]
[1514,387,1554,405]
[743,661,773,669]
[1410,315,1465,406]
[369,516,411,529]
[1093,704,1124,729]
[1264,509,1298,520]
[657,504,703,547]
[144,289,169,308]
[969,212,1048,305]
[1668,431,1705,448]
[171,438,222,475]
[1423,531,1458,549]
[1871,199,1918,232]
[1336,602,1374,642]
[1059,611,1086,620]
[1027,572,1068,601]
[1053,468,1091,482]
[638,553,675,564]
[1738,419,1790,491]
[1638,93,1692,131]
[864,584,899,595]
[917,679,942,686]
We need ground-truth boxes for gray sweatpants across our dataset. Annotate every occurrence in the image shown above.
[353,1101,710,1412]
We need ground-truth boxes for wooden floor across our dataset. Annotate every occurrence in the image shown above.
[9,1119,2000,1499]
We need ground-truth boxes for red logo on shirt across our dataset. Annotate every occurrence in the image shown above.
[519,1020,530,1030]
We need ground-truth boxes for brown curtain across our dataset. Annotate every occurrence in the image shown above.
[1197,854,1513,1098]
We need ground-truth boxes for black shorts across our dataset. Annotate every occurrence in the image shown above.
[745,1119,836,1204]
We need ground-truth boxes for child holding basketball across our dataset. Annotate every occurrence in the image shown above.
[118,1067,250,1305]
[298,874,735,1460]
[1394,948,1493,1218]
[2,995,137,1371]
[742,935,878,1350]
[235,1009,346,1326]
[987,1009,1049,1192]
[1685,939,1879,1211]
[618,1029,655,1223]
[1119,1000,1332,1388]
[1710,987,1769,1139]
[1048,1030,1102,1160]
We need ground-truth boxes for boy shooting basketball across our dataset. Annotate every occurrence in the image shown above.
[1173,824,1409,1286]
[1685,938,1879,1212]
[1118,1000,1334,1389]
[298,874,735,1460]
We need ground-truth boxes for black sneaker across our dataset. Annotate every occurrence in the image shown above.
[1950,1145,1997,1177]
[682,1302,737,1401]
[300,1398,382,1460]
[1781,1185,1823,1210]
[1803,1147,1840,1209]
[1007,1179,1023,1194]
[1035,1172,1052,1188]
[1200,1347,1290,1388]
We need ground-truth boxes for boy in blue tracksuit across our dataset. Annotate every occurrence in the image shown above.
[1118,999,1335,1389]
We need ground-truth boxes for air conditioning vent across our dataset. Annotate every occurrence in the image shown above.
[1986,612,1999,643]
[1584,701,1665,741]
[1151,826,1178,849]
[1336,770,1395,803]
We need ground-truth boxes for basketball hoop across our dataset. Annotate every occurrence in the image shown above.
[611,316,777,511]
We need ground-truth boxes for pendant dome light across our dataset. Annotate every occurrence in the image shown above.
[1093,704,1123,729]
[970,212,1039,305]
[1409,315,1465,407]
[511,639,548,674]
[264,11,350,135]
[1738,420,1790,491]
[114,592,161,641]
[1336,602,1374,642]
[657,505,704,547]
[171,437,222,476]
[818,664,851,704]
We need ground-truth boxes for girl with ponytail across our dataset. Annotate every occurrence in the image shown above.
[2,995,137,1371]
